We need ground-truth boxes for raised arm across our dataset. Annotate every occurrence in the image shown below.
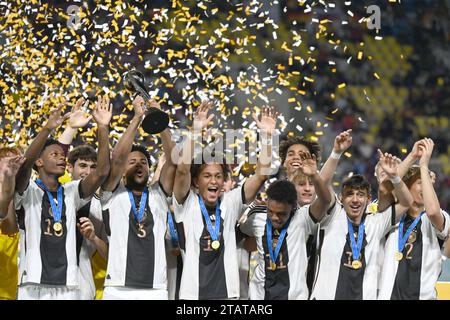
[58,97,92,146]
[173,101,214,204]
[377,149,413,220]
[418,138,444,231]
[102,96,145,191]
[297,152,332,221]
[398,140,422,178]
[0,203,18,235]
[0,155,26,220]
[376,174,395,213]
[319,129,352,207]
[80,95,112,198]
[243,106,278,204]
[15,104,69,193]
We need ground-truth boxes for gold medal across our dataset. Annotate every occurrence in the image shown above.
[395,251,403,261]
[408,230,417,244]
[352,260,362,269]
[211,240,220,250]
[53,222,62,232]
[171,248,181,256]
[270,261,277,271]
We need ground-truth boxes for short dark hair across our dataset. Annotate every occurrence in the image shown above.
[279,136,321,164]
[41,139,61,155]
[130,144,151,164]
[68,145,97,166]
[33,139,63,171]
[191,163,231,184]
[266,180,298,208]
[341,174,371,195]
[190,150,231,184]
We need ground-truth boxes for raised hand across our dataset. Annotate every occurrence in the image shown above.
[297,151,318,177]
[93,95,113,127]
[68,97,92,129]
[377,149,400,180]
[132,95,146,120]
[44,102,70,130]
[148,99,161,110]
[193,100,214,131]
[252,106,279,135]
[333,129,353,154]
[410,139,425,159]
[77,217,96,241]
[418,138,434,167]
[0,155,26,180]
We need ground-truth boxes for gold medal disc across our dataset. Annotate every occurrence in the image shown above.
[352,260,362,269]
[395,252,403,261]
[53,222,62,232]
[271,261,277,271]
[408,231,417,244]
[211,240,220,250]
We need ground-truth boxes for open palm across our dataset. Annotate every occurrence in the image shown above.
[298,152,318,177]
[193,100,214,131]
[252,106,279,134]
[93,95,113,126]
[68,97,92,128]
[378,150,399,179]
[0,156,26,180]
[334,129,352,153]
[45,102,70,130]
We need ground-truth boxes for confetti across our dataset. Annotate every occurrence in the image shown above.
[0,0,391,167]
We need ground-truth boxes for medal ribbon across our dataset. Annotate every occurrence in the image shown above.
[347,218,365,261]
[266,216,292,267]
[198,195,221,242]
[398,211,425,253]
[127,187,148,224]
[167,210,179,247]
[36,179,63,223]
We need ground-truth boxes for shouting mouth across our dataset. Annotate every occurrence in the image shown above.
[207,186,220,198]
[349,204,362,214]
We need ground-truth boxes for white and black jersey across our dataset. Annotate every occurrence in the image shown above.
[76,195,107,300]
[173,186,245,300]
[100,182,168,289]
[240,204,316,300]
[14,179,89,287]
[165,210,183,300]
[378,209,450,300]
[310,200,396,300]
[235,211,251,300]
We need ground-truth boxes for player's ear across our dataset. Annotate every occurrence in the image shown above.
[35,158,44,169]
[193,177,199,189]
[67,163,74,175]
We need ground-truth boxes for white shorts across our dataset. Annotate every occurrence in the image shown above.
[18,284,80,300]
[102,286,168,300]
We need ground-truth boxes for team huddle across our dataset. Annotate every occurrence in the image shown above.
[0,94,448,300]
